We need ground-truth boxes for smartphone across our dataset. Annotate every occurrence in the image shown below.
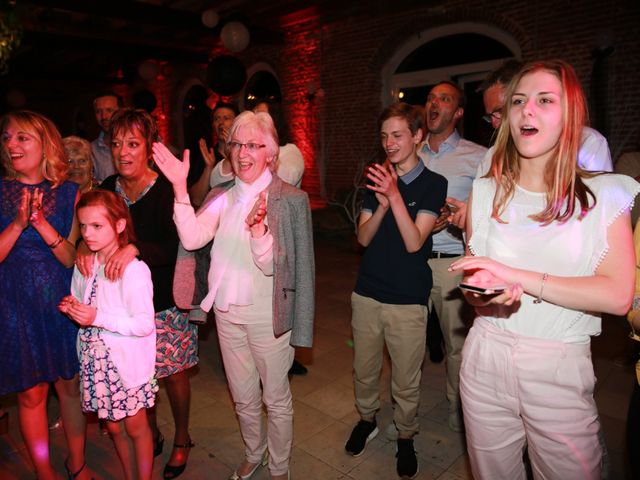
[447,202,459,214]
[458,283,507,295]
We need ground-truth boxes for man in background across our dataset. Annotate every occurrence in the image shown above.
[91,92,122,182]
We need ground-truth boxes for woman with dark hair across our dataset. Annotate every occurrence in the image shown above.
[0,110,89,479]
[77,108,198,479]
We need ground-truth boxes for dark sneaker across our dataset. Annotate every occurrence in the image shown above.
[345,419,379,457]
[396,438,418,479]
[288,359,308,376]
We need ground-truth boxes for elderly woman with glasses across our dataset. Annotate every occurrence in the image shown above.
[153,111,315,480]
[63,136,98,193]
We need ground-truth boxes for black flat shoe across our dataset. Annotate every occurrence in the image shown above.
[65,459,94,480]
[163,438,195,479]
[288,359,308,376]
[154,432,165,458]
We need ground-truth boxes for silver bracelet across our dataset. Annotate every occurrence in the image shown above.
[533,273,548,304]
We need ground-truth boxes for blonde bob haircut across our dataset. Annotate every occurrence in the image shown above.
[0,110,69,187]
[225,111,280,170]
[62,135,92,161]
[489,59,596,224]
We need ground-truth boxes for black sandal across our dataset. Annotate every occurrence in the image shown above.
[154,431,165,458]
[65,460,91,480]
[163,438,195,479]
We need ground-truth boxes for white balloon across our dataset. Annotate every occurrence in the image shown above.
[201,9,219,29]
[221,22,250,53]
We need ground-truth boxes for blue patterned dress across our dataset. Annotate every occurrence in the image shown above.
[0,179,78,395]
[79,277,158,421]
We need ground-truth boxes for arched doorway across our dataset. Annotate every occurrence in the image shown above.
[382,22,520,146]
[241,63,282,111]
[181,83,211,185]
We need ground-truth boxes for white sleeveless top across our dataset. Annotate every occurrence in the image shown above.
[469,173,640,343]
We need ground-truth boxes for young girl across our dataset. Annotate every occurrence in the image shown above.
[59,190,157,480]
[450,60,639,479]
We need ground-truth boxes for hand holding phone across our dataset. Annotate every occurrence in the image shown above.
[458,283,507,295]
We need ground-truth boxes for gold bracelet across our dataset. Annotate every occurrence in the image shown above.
[533,272,548,304]
[48,235,64,249]
[174,199,191,206]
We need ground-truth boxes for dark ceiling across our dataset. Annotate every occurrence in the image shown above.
[1,0,432,86]
[2,0,290,85]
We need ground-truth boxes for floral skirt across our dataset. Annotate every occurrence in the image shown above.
[79,328,158,421]
[155,307,199,379]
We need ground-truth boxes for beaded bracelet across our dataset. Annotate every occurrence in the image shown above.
[533,272,548,304]
[48,235,64,249]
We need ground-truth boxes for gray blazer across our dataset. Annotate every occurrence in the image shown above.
[173,175,315,348]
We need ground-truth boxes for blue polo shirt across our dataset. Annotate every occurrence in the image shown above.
[355,162,447,305]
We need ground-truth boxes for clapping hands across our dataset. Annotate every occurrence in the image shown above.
[58,295,97,326]
[14,187,47,230]
[246,191,268,238]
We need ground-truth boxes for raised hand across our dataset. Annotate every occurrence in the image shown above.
[14,187,31,230]
[246,191,268,237]
[366,163,400,201]
[198,138,216,168]
[28,187,45,227]
[152,142,190,189]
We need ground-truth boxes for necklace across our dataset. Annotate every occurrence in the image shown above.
[118,171,157,203]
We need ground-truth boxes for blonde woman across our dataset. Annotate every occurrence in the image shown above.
[63,136,98,193]
[0,111,89,479]
[450,60,639,479]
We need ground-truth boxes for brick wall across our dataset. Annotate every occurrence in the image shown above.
[236,0,639,199]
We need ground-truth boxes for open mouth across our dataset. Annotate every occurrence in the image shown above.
[520,126,538,136]
[428,110,439,122]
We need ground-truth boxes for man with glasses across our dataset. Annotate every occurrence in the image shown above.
[416,81,487,433]
[476,59,613,176]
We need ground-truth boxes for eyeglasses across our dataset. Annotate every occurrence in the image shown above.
[68,157,90,166]
[229,141,266,153]
[482,110,503,124]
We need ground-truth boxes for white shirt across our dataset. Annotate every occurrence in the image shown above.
[71,257,156,389]
[469,174,639,342]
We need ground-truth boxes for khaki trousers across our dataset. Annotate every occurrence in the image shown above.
[427,256,473,414]
[351,292,427,435]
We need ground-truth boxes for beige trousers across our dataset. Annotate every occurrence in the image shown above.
[428,256,473,414]
[351,292,427,436]
[215,311,294,476]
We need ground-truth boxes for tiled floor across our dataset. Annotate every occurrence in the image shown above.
[0,237,636,479]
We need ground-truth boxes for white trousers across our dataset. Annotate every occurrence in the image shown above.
[215,312,294,476]
[460,318,601,480]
